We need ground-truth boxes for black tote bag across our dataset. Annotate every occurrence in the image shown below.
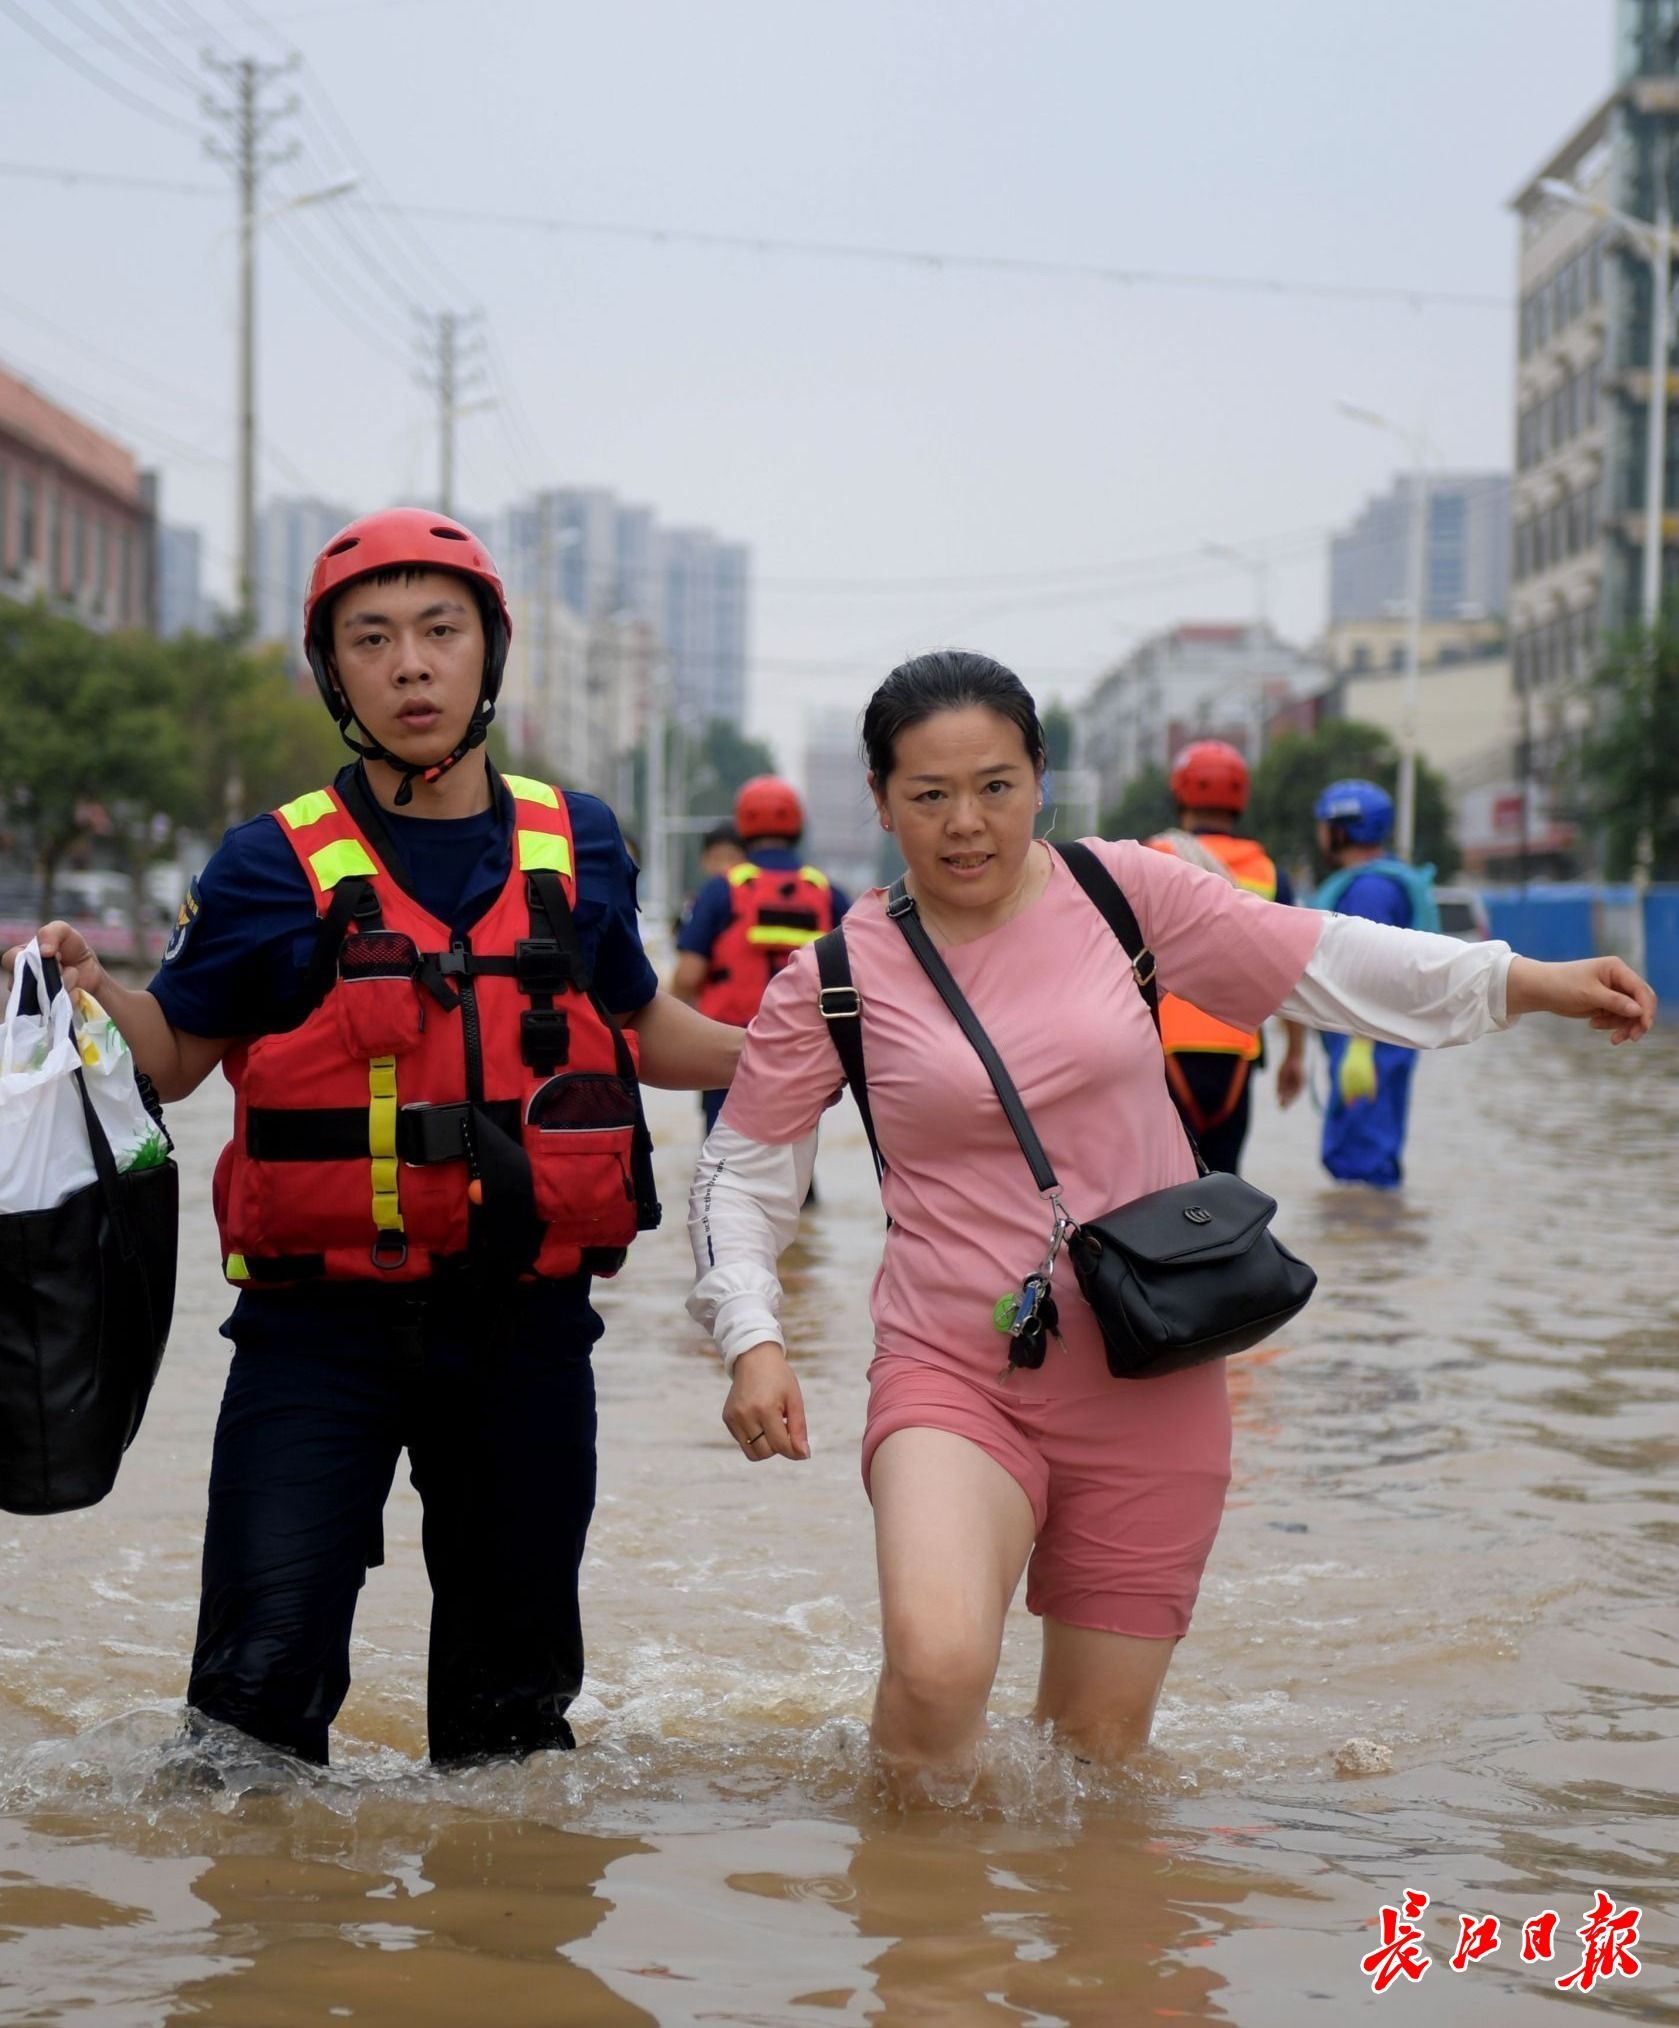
[0,958,178,1514]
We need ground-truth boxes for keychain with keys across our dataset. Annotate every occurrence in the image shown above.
[992,1197,1072,1378]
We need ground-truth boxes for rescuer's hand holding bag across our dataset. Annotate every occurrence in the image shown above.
[0,943,179,1514]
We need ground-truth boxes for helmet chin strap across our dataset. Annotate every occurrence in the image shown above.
[332,691,496,807]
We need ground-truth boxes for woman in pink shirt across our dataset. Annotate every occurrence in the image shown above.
[688,651,1654,1780]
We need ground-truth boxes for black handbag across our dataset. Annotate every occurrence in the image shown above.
[0,956,179,1514]
[817,842,1315,1380]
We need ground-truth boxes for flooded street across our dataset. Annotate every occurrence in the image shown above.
[1,1016,1674,2025]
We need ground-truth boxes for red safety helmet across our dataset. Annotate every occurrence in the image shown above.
[734,775,805,842]
[303,507,513,718]
[1169,739,1250,815]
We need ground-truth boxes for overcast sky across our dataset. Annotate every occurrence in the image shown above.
[1,0,1611,771]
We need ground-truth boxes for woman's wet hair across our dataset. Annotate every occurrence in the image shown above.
[861,650,1047,784]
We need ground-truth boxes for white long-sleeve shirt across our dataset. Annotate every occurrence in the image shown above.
[687,915,1515,1373]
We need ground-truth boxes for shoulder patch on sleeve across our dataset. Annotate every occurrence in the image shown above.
[163,876,203,964]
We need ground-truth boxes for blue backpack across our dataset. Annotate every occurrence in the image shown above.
[1312,858,1441,935]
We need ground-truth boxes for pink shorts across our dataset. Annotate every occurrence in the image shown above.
[861,1353,1232,1640]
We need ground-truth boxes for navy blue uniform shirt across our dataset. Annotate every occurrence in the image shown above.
[152,761,658,1342]
[676,846,852,960]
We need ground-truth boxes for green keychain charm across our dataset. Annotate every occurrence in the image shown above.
[992,1291,1019,1333]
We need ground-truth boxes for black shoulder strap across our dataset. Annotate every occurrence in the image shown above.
[298,875,381,1011]
[813,925,884,1186]
[884,879,1059,1196]
[1052,841,1160,1036]
[1052,841,1209,1177]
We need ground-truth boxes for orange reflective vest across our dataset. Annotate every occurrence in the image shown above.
[696,861,837,1027]
[212,771,659,1288]
[1146,831,1278,1061]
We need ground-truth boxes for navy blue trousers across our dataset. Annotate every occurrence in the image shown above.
[187,1281,599,1767]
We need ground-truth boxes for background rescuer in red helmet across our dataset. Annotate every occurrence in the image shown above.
[671,776,851,1132]
[4,508,742,1769]
[1146,740,1307,1174]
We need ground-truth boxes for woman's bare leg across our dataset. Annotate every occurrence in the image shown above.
[1034,1618,1178,1762]
[869,1428,1036,1775]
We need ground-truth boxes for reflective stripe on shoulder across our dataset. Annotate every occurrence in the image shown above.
[517,830,574,876]
[309,838,380,889]
[501,774,560,809]
[278,788,336,831]
[799,866,830,889]
[727,863,758,887]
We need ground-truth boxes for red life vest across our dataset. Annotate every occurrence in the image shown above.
[212,770,659,1288]
[696,861,836,1027]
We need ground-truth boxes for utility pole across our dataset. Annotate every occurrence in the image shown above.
[415,310,486,517]
[203,53,298,635]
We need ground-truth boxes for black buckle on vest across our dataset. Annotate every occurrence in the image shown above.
[515,937,575,993]
[521,1007,571,1072]
[398,1100,523,1165]
[398,1101,473,1166]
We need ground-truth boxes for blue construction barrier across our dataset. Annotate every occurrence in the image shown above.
[1480,884,1679,1010]
[1641,889,1679,1003]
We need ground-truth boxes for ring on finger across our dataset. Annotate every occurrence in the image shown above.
[741,1429,767,1451]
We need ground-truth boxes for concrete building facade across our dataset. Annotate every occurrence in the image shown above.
[1508,2,1679,862]
[257,495,354,660]
[0,360,155,631]
[801,706,878,898]
[157,524,205,639]
[1329,473,1510,625]
[1076,621,1324,818]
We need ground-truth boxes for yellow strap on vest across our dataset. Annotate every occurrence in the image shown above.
[224,1253,250,1282]
[727,862,758,887]
[368,1056,403,1233]
[798,865,830,889]
[277,788,336,831]
[309,838,380,890]
[746,925,823,948]
[517,830,574,876]
[502,774,560,809]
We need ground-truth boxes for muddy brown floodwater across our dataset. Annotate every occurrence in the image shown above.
[1,1015,1675,2025]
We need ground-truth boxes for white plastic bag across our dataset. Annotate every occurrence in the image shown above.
[0,941,165,1215]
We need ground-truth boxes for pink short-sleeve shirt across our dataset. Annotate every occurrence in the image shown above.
[722,838,1323,1394]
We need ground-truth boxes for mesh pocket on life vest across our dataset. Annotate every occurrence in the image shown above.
[527,1073,638,1131]
[336,931,424,1059]
[339,931,419,980]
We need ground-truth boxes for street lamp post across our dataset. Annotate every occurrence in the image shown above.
[1201,540,1274,762]
[1338,401,1429,862]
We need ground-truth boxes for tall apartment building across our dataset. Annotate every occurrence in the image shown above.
[801,707,879,898]
[257,496,354,659]
[157,524,204,638]
[1076,622,1324,818]
[1509,0,1679,779]
[500,488,750,732]
[0,360,156,630]
[1329,473,1510,624]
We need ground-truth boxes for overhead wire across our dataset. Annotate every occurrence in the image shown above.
[0,0,204,136]
[45,0,199,94]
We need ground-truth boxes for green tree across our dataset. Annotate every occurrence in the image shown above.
[1575,612,1679,878]
[1247,719,1459,883]
[1100,763,1173,841]
[1042,702,1074,772]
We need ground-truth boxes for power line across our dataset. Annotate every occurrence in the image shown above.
[0,0,203,135]
[360,199,1515,313]
[0,158,1513,313]
[44,0,199,95]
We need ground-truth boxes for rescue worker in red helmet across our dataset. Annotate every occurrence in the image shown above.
[5,508,741,1769]
[672,776,852,1132]
[1146,740,1307,1173]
